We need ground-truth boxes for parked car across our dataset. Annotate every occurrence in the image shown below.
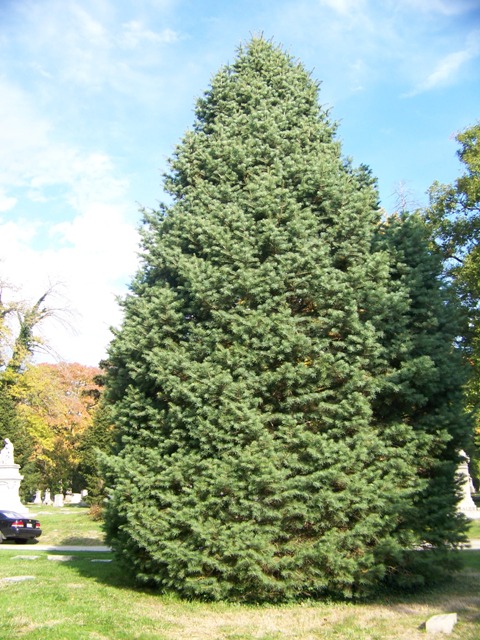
[0,510,42,544]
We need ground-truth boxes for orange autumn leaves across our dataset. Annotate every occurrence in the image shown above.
[11,362,102,489]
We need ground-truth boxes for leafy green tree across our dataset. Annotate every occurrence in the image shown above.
[10,362,102,493]
[425,123,480,478]
[0,379,39,500]
[0,283,60,378]
[103,38,469,601]
[0,281,61,497]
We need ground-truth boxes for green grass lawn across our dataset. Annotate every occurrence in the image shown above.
[0,549,479,640]
[0,506,478,639]
[25,504,105,546]
[468,518,480,540]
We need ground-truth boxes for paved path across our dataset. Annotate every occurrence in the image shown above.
[0,543,110,552]
[463,539,480,550]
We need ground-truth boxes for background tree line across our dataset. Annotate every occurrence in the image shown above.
[425,122,480,481]
[0,284,111,501]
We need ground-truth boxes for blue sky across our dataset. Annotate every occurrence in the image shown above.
[0,0,478,366]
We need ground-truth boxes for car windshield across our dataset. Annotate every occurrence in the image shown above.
[0,511,25,519]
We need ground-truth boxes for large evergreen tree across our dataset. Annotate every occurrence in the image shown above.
[373,213,470,582]
[103,38,469,601]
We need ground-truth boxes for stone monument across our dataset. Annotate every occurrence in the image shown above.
[457,450,480,520]
[0,438,29,515]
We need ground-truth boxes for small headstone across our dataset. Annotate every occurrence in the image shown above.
[53,493,64,507]
[91,559,112,563]
[43,489,52,505]
[33,489,42,505]
[1,575,36,584]
[64,492,82,504]
[48,555,74,562]
[425,613,458,634]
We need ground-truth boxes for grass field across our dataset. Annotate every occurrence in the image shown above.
[24,504,105,546]
[0,506,479,639]
[468,518,480,539]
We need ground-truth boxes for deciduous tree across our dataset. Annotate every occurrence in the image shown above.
[11,362,102,493]
[425,123,480,478]
[0,281,64,495]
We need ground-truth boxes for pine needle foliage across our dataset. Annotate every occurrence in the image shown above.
[103,38,469,601]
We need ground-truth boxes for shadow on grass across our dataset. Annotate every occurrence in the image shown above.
[0,535,105,546]
[58,536,107,546]
[48,550,133,590]
[0,539,41,546]
[63,547,480,622]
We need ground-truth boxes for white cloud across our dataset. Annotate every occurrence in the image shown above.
[398,0,478,16]
[421,50,472,89]
[51,203,139,269]
[0,218,40,248]
[120,21,180,48]
[70,4,108,42]
[0,73,129,208]
[317,0,366,15]
[0,203,139,366]
[0,191,17,212]
[10,1,182,94]
[0,47,139,365]
[0,1,190,365]
[405,29,480,96]
[0,80,53,185]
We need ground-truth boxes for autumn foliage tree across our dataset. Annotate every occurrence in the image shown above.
[0,282,65,489]
[11,362,102,494]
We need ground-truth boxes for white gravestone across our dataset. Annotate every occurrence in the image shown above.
[64,492,82,505]
[33,489,42,504]
[425,613,457,634]
[43,489,52,505]
[53,493,64,507]
[64,491,81,504]
[0,438,29,515]
[457,450,480,520]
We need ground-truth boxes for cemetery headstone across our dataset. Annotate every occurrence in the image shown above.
[0,437,29,515]
[425,613,457,634]
[53,493,64,507]
[457,451,480,519]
